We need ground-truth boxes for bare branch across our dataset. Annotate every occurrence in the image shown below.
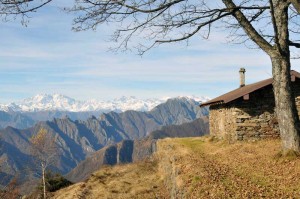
[155,11,233,44]
[0,0,53,23]
[222,0,273,54]
[290,0,300,13]
[289,40,300,48]
[69,0,275,53]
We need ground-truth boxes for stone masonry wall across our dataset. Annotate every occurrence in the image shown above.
[209,106,238,141]
[210,79,300,141]
[293,79,300,116]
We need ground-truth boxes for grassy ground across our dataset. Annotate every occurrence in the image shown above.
[52,137,300,198]
[162,137,300,198]
[51,159,167,199]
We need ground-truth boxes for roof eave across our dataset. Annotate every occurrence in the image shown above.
[200,100,224,107]
[199,70,300,108]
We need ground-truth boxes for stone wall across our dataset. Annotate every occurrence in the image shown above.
[209,106,238,141]
[209,79,300,141]
[293,78,300,115]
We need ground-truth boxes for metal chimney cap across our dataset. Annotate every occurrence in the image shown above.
[239,68,246,73]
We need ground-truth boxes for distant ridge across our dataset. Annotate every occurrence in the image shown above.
[0,94,210,113]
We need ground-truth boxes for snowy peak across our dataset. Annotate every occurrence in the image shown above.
[110,96,166,112]
[176,95,211,103]
[29,94,77,106]
[26,94,76,104]
[9,94,78,112]
[0,94,210,113]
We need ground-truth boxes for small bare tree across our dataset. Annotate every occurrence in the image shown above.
[30,128,58,199]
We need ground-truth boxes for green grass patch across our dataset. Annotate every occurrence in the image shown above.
[192,175,201,183]
[178,138,205,151]
[274,150,300,161]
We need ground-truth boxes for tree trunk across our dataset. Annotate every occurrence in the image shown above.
[271,56,300,153]
[42,164,46,199]
[270,0,300,153]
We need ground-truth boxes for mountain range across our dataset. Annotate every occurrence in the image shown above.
[0,94,210,112]
[0,94,210,129]
[0,97,209,188]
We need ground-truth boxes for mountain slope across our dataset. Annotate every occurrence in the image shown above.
[0,111,35,129]
[0,98,208,186]
[65,117,209,183]
[52,138,300,199]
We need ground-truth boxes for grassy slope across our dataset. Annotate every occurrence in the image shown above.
[51,159,167,199]
[52,137,300,198]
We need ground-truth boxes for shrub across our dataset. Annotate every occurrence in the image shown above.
[45,171,73,192]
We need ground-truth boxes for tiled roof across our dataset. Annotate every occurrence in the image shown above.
[200,70,300,107]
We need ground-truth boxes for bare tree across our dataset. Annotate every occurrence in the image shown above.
[30,128,58,199]
[0,0,53,24]
[70,0,300,153]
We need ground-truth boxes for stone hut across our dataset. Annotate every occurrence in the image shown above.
[200,69,300,141]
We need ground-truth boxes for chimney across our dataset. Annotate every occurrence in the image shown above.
[239,68,246,87]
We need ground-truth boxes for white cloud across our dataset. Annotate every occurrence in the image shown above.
[0,3,299,103]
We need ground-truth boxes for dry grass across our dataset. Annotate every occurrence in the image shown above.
[52,137,300,199]
[158,137,300,198]
[52,159,167,199]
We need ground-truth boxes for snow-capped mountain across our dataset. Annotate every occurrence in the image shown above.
[0,94,210,113]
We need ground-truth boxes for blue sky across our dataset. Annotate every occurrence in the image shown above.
[0,2,299,103]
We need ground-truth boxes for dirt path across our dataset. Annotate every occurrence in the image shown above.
[157,138,300,198]
[52,137,300,199]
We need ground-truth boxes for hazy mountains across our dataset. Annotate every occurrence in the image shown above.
[0,97,209,186]
[0,111,35,129]
[0,94,210,129]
